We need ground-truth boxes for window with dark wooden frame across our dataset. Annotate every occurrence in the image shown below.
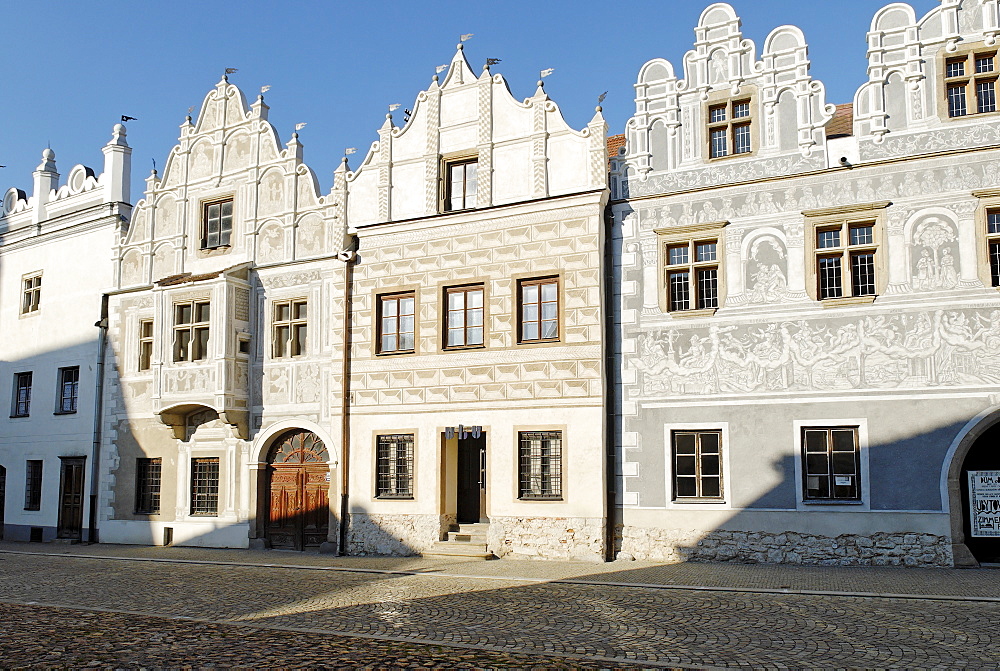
[21,274,41,315]
[988,210,1000,287]
[444,159,477,212]
[376,434,414,499]
[708,99,752,158]
[138,319,154,371]
[12,372,32,418]
[816,221,877,300]
[173,300,210,362]
[272,299,307,358]
[377,293,415,354]
[518,278,559,343]
[671,430,723,500]
[24,460,42,511]
[56,366,79,414]
[135,458,162,514]
[190,457,220,515]
[445,285,484,349]
[665,239,719,311]
[518,431,563,500]
[201,198,233,248]
[802,427,861,501]
[945,51,997,118]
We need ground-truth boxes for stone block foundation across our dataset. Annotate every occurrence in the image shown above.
[616,526,953,567]
[347,513,451,556]
[488,516,606,562]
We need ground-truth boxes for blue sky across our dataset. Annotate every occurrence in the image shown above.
[0,1,937,196]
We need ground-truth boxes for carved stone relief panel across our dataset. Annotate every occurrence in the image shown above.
[224,133,251,172]
[737,235,796,305]
[264,366,290,404]
[297,214,325,256]
[190,141,215,180]
[257,223,285,263]
[909,214,961,291]
[259,171,285,216]
[151,245,176,282]
[163,366,214,395]
[296,363,321,403]
[120,249,143,286]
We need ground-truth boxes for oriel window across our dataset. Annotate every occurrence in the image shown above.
[202,199,233,248]
[273,299,307,358]
[173,300,211,362]
[445,285,484,349]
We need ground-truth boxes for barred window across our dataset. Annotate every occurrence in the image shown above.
[816,222,877,300]
[12,372,32,418]
[378,293,415,354]
[202,199,233,249]
[518,431,563,500]
[138,319,154,371]
[173,300,210,362]
[802,427,861,501]
[945,52,997,118]
[376,434,414,499]
[707,99,753,158]
[21,274,41,315]
[272,299,307,358]
[135,458,162,514]
[519,278,559,342]
[24,460,42,511]
[665,240,718,311]
[988,210,1000,287]
[56,366,79,414]
[672,430,723,500]
[445,285,484,349]
[190,457,219,515]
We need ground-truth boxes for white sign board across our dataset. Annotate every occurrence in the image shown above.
[969,471,1000,538]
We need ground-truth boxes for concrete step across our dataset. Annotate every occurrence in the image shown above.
[422,541,495,560]
[447,530,489,543]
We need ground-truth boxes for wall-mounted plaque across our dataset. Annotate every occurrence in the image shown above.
[969,471,1000,538]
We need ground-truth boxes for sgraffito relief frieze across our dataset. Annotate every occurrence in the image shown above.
[628,153,825,198]
[163,366,214,394]
[628,307,1000,398]
[860,126,1000,160]
[261,269,321,289]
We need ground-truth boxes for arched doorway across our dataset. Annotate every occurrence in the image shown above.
[958,421,1000,564]
[265,430,330,551]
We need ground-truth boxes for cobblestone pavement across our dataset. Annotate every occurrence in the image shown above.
[1,545,999,668]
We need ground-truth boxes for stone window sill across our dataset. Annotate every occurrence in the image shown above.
[820,295,876,309]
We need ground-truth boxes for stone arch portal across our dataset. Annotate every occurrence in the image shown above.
[947,409,1000,566]
[263,430,331,551]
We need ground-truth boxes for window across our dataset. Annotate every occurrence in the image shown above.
[138,319,154,371]
[707,99,752,158]
[671,430,723,500]
[989,210,1000,287]
[190,457,219,515]
[378,293,415,354]
[272,299,307,358]
[56,367,79,414]
[201,198,233,248]
[518,431,563,500]
[445,285,484,349]
[21,273,41,315]
[802,427,861,501]
[135,458,162,514]
[12,372,31,418]
[173,300,210,362]
[444,159,477,212]
[945,50,997,118]
[24,460,42,510]
[518,278,559,343]
[816,222,877,299]
[665,240,719,311]
[376,434,414,498]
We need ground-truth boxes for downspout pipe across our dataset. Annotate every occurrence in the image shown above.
[603,206,618,562]
[338,242,357,555]
[89,294,109,544]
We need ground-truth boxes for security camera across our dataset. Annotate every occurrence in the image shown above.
[839,157,853,168]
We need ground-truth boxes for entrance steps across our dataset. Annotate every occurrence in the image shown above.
[422,523,495,560]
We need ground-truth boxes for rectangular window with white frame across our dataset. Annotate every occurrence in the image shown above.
[173,300,210,362]
[21,273,41,315]
[801,426,861,502]
[12,372,32,418]
[671,430,723,500]
[55,366,79,414]
[138,319,154,371]
[201,198,233,249]
[272,298,307,358]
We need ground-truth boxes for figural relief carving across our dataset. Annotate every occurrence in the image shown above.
[910,216,960,291]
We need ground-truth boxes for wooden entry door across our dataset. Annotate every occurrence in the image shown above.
[457,436,487,524]
[57,457,86,540]
[265,431,330,551]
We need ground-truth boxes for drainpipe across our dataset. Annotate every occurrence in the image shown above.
[603,206,618,562]
[338,244,356,555]
[89,294,109,544]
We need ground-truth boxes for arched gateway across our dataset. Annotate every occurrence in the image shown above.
[952,419,1000,565]
[264,430,331,551]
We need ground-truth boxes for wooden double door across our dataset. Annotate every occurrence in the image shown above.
[265,431,330,551]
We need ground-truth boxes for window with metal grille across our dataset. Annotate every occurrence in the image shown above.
[173,300,210,362]
[138,319,154,371]
[444,159,477,212]
[378,293,415,354]
[816,222,877,300]
[945,52,997,118]
[707,99,752,158]
[201,198,233,248]
[672,430,723,500]
[665,240,719,311]
[376,434,414,498]
[190,458,219,515]
[989,210,1000,287]
[272,299,307,358]
[519,278,559,342]
[445,285,484,349]
[56,367,79,414]
[21,273,41,315]
[135,458,162,514]
[24,460,42,511]
[12,372,31,418]
[802,427,861,501]
[518,431,562,500]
